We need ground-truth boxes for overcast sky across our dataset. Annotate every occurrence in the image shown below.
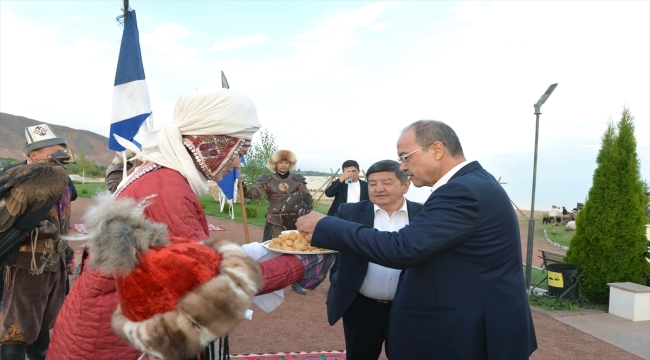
[1,1,648,209]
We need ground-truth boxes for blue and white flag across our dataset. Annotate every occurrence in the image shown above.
[217,168,239,202]
[109,9,153,151]
[217,156,245,219]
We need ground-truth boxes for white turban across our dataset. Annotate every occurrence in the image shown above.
[116,87,261,196]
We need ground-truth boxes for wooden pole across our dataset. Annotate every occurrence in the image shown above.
[510,199,527,218]
[497,176,524,217]
[237,177,251,244]
[316,168,339,203]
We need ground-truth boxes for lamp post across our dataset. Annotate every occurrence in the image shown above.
[525,83,558,290]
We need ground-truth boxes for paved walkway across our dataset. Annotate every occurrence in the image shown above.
[532,308,650,359]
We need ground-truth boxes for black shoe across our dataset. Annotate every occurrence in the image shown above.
[25,331,49,360]
[1,344,27,360]
[291,283,307,295]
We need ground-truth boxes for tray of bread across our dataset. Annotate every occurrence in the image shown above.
[263,230,337,255]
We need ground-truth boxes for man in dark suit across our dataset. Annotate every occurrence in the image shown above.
[325,160,369,216]
[324,160,369,280]
[298,120,537,359]
[329,160,422,359]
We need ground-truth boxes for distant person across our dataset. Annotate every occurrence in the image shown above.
[243,149,310,294]
[549,204,561,224]
[327,160,422,358]
[325,160,369,216]
[104,150,142,193]
[297,120,537,359]
[561,206,571,224]
[324,160,369,279]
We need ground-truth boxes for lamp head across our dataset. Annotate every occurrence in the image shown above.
[534,83,558,113]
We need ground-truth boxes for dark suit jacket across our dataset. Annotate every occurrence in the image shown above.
[324,179,369,215]
[327,199,423,326]
[313,161,537,360]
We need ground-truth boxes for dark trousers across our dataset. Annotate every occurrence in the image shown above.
[342,295,392,359]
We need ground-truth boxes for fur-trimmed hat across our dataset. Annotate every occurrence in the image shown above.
[267,149,297,172]
[21,124,67,155]
[79,193,262,359]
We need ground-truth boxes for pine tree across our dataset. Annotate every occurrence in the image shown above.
[566,107,650,303]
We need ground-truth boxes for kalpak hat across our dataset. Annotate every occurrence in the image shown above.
[21,124,67,155]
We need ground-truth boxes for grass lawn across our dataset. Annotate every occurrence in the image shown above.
[198,195,330,227]
[536,221,575,247]
[74,182,106,198]
[528,292,607,312]
[525,265,547,290]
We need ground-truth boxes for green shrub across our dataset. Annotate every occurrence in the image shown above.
[81,188,89,195]
[565,108,650,303]
[200,202,207,209]
[245,206,259,218]
[222,202,231,212]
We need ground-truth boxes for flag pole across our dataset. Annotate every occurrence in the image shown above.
[237,176,251,244]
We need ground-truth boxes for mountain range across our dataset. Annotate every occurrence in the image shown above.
[0,112,114,164]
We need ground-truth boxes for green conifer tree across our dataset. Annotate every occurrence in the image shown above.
[566,107,650,303]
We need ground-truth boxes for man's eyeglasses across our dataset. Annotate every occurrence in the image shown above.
[398,144,432,163]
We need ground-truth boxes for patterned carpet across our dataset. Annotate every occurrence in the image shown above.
[231,351,345,359]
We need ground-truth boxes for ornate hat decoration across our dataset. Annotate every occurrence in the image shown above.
[78,192,262,359]
[267,149,297,172]
[21,124,68,155]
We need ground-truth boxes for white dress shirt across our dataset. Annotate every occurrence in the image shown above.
[430,160,471,193]
[346,180,361,203]
[358,199,409,300]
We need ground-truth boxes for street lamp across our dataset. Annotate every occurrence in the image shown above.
[525,83,558,290]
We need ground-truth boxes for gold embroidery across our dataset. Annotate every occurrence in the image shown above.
[1,324,25,342]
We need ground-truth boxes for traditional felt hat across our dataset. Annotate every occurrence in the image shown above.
[20,124,67,155]
[267,149,297,171]
[81,193,262,359]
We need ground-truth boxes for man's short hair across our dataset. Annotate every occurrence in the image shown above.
[341,160,359,170]
[366,160,409,184]
[403,120,464,157]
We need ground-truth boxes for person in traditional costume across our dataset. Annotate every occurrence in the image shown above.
[104,149,141,193]
[47,87,334,360]
[244,150,308,241]
[0,125,76,360]
[243,150,310,294]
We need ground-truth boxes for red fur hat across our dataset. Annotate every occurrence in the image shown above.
[81,193,262,359]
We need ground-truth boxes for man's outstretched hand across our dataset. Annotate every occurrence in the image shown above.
[296,211,327,235]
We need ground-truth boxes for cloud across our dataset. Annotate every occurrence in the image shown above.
[213,34,267,51]
[0,11,115,135]
[289,2,388,61]
[140,23,191,55]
